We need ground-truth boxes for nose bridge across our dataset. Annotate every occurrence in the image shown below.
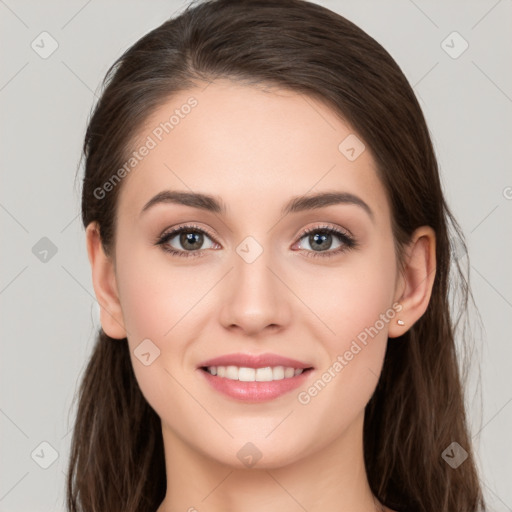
[233,236,278,307]
[220,235,290,333]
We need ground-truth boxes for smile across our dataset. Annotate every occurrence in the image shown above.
[203,365,306,381]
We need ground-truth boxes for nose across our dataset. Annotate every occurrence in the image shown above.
[219,247,292,336]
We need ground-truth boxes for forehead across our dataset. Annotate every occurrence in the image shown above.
[116,79,390,226]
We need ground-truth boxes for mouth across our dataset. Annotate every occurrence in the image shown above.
[196,353,314,402]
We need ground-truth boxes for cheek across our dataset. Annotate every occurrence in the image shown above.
[341,273,396,344]
[300,245,397,414]
[119,273,172,343]
[294,285,395,447]
[115,240,203,340]
[114,247,200,409]
[299,246,397,352]
[114,243,218,394]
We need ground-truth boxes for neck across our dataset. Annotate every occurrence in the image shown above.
[156,412,387,512]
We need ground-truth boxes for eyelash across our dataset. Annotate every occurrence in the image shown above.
[155,223,358,260]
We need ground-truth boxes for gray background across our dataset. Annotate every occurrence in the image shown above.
[1,0,511,510]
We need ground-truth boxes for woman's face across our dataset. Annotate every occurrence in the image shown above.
[107,79,405,468]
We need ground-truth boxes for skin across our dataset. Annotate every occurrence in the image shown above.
[86,79,436,512]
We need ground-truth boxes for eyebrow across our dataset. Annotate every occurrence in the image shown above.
[140,190,374,222]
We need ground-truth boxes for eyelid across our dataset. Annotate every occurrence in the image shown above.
[295,222,354,242]
[158,222,217,240]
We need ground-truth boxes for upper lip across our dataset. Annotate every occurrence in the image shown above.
[198,352,313,369]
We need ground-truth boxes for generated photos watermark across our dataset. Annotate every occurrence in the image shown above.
[297,301,403,405]
[93,96,198,200]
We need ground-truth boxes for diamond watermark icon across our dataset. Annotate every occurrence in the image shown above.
[31,31,59,59]
[31,441,59,469]
[236,236,263,264]
[134,338,161,366]
[441,441,468,469]
[338,134,365,161]
[237,442,263,468]
[32,237,58,263]
[441,31,469,59]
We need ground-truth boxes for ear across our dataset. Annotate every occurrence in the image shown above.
[388,226,436,338]
[85,222,127,339]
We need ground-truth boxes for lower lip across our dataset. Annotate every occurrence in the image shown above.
[199,368,313,402]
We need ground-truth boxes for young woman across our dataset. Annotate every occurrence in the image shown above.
[67,0,486,511]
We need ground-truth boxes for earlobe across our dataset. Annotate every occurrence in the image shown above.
[85,222,127,340]
[388,226,436,338]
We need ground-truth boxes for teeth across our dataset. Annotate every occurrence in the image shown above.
[226,365,238,380]
[205,365,305,381]
[272,366,284,380]
[285,367,295,378]
[239,367,256,381]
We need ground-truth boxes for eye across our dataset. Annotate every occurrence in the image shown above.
[155,224,219,258]
[294,224,357,259]
[155,223,358,259]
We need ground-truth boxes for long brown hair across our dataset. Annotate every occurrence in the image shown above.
[67,0,486,510]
